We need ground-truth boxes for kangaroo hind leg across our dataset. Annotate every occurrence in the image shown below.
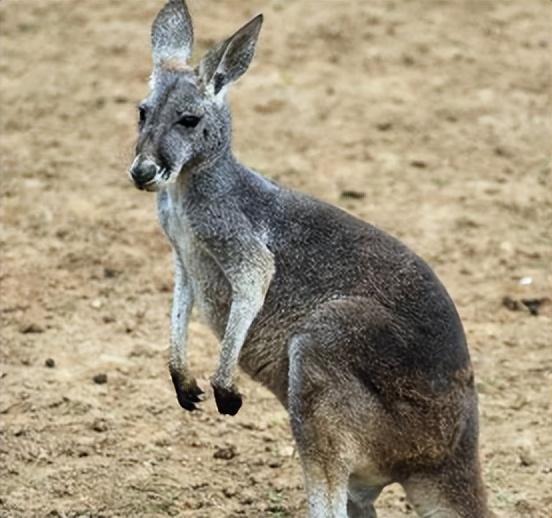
[347,476,383,518]
[402,411,488,518]
[287,300,390,518]
[288,331,351,518]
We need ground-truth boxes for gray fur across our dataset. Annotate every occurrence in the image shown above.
[198,14,264,96]
[129,2,490,516]
[151,0,193,67]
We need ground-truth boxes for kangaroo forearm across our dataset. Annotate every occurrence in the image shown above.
[194,229,274,389]
[169,269,194,371]
[213,295,263,388]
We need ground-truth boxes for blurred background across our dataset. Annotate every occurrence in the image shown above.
[1,0,550,516]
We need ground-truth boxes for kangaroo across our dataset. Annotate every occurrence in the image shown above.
[128,1,489,516]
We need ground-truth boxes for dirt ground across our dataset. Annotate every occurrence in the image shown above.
[1,0,550,516]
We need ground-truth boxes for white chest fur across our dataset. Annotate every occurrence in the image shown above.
[157,188,231,338]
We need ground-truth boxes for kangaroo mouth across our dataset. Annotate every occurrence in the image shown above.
[135,179,158,191]
[131,167,174,191]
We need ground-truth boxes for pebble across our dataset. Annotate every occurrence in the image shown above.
[279,445,295,457]
[45,358,55,368]
[103,267,119,278]
[93,373,108,385]
[213,445,237,460]
[375,121,393,131]
[410,158,428,168]
[516,437,537,466]
[19,322,44,334]
[222,487,237,498]
[340,190,366,200]
[240,490,255,505]
[91,418,108,433]
[123,320,136,333]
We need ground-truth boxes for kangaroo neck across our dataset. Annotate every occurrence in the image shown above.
[175,149,244,199]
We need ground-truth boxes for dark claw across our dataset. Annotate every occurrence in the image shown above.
[212,384,242,416]
[170,369,204,412]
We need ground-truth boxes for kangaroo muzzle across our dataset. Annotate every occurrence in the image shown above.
[129,156,161,189]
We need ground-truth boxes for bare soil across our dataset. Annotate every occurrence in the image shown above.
[1,1,550,516]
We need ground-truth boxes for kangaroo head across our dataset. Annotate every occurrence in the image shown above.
[129,0,263,191]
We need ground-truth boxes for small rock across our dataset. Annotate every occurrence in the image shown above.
[494,145,512,158]
[340,190,366,200]
[240,491,255,505]
[519,449,536,467]
[515,499,534,514]
[123,320,136,333]
[253,98,285,114]
[222,487,237,498]
[279,445,295,457]
[516,437,537,466]
[55,228,69,239]
[90,299,102,309]
[153,433,171,447]
[502,296,550,316]
[91,418,108,432]
[521,297,549,316]
[19,322,44,334]
[510,394,528,410]
[93,373,108,385]
[213,445,237,460]
[113,95,129,104]
[103,267,119,278]
[502,295,522,312]
[157,281,171,293]
[375,121,393,131]
[410,158,428,169]
[45,358,56,368]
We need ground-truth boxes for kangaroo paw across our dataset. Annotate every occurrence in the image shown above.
[212,384,242,416]
[170,368,204,412]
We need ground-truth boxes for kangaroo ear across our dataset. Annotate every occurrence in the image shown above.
[198,14,263,97]
[151,0,194,66]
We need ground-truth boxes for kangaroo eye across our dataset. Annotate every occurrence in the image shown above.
[178,115,201,128]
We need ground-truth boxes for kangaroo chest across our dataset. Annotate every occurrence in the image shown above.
[157,189,231,339]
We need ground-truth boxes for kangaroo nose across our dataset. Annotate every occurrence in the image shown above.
[130,158,159,185]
